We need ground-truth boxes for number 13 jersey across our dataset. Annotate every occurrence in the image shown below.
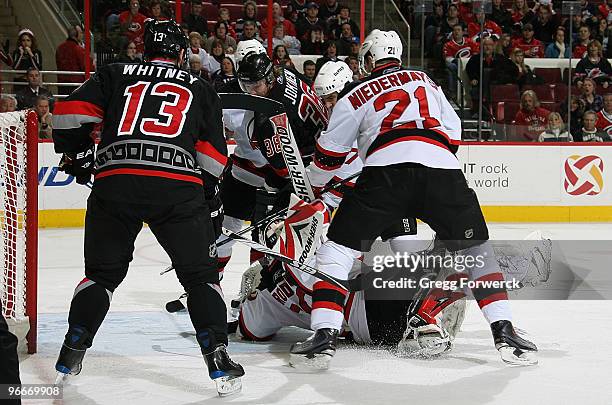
[53,60,228,205]
[312,64,462,186]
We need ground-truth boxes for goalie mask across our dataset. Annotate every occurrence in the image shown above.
[358,29,403,76]
[237,52,275,96]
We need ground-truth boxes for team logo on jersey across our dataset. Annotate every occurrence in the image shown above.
[455,47,473,59]
[209,243,218,258]
[465,229,474,239]
[564,155,604,196]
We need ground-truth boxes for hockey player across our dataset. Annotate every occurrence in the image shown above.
[235,198,552,357]
[215,39,275,276]
[51,20,244,396]
[291,29,538,369]
[235,51,329,192]
[235,60,447,355]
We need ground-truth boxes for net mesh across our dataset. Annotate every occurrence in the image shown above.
[0,111,28,322]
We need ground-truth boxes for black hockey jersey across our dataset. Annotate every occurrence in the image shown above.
[52,60,228,204]
[253,67,329,182]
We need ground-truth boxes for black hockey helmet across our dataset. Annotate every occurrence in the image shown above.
[237,51,275,94]
[143,19,188,61]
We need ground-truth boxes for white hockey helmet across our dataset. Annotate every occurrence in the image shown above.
[314,61,353,97]
[358,29,403,75]
[234,39,267,66]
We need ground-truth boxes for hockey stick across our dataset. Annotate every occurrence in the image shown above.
[270,112,315,202]
[221,227,348,290]
[219,93,285,115]
[159,172,360,276]
[165,225,350,312]
[221,93,315,202]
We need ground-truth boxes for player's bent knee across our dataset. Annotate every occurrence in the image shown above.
[84,267,128,292]
[315,240,361,280]
[176,267,220,289]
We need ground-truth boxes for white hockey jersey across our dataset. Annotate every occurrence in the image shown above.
[223,109,269,187]
[310,64,462,187]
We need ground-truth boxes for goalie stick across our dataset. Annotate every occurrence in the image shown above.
[220,93,315,202]
[164,226,349,313]
[159,171,360,276]
[220,227,348,290]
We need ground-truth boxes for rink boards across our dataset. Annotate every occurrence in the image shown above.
[36,141,612,227]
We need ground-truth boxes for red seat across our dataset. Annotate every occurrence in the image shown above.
[256,4,269,20]
[534,67,562,83]
[522,84,554,102]
[218,0,243,3]
[221,4,243,20]
[491,84,520,104]
[541,101,561,113]
[553,83,569,101]
[495,101,521,124]
[200,2,219,19]
[562,68,579,84]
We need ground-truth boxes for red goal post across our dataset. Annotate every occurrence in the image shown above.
[0,110,38,354]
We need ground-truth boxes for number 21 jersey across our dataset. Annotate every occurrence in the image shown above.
[313,64,462,179]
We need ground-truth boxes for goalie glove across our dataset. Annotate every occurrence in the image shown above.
[58,143,95,185]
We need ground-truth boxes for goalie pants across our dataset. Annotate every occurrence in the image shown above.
[66,192,229,348]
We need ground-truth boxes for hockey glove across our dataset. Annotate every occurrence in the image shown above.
[58,143,95,185]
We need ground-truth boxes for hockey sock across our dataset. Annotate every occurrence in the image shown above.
[311,240,357,330]
[217,256,230,280]
[457,242,512,324]
[187,283,228,352]
[217,215,245,278]
[67,278,113,342]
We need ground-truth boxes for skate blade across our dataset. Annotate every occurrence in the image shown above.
[214,375,242,397]
[498,345,538,366]
[289,352,332,371]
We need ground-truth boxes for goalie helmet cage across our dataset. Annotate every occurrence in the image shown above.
[0,110,38,354]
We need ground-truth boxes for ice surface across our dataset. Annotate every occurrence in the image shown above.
[19,224,612,404]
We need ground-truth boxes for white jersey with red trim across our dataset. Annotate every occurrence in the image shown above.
[320,144,362,208]
[239,268,371,343]
[223,108,269,187]
[309,64,462,188]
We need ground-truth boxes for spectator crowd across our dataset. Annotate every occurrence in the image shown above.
[1,0,611,142]
[424,0,612,141]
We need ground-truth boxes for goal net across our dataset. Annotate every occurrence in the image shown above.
[0,110,38,354]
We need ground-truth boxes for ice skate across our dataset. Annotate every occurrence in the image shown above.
[54,325,90,385]
[289,328,338,370]
[204,344,245,396]
[491,320,538,366]
[397,323,452,358]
